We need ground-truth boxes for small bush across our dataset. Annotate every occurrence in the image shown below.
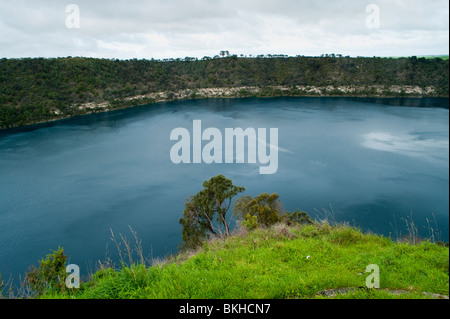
[234,193,282,228]
[242,214,258,231]
[24,247,68,297]
[282,209,313,226]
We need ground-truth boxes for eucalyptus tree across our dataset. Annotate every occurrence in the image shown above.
[179,175,245,249]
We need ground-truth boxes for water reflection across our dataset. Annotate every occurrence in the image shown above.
[362,131,449,164]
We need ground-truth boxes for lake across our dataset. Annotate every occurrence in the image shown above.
[0,97,448,283]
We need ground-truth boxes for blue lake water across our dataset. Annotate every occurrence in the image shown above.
[0,97,449,283]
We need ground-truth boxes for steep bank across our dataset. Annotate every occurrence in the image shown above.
[1,55,448,129]
[2,84,447,131]
[77,84,441,111]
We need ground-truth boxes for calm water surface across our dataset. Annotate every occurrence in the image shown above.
[0,97,448,281]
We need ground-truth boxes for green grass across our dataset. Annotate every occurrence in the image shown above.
[41,223,449,299]
[418,55,449,60]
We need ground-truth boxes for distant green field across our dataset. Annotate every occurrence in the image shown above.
[419,55,449,60]
[388,55,449,60]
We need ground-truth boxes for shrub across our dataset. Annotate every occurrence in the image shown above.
[234,193,282,228]
[24,247,68,296]
[282,209,313,226]
[241,214,259,231]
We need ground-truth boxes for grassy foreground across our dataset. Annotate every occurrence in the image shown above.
[42,222,449,299]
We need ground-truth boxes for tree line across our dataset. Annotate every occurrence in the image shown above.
[0,55,448,129]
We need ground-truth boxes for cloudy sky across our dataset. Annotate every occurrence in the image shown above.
[0,0,448,59]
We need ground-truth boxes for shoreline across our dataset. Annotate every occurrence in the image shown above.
[1,85,448,132]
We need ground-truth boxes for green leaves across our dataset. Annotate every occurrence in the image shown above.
[234,193,282,229]
[24,247,68,297]
[1,56,448,129]
[179,175,245,249]
[234,193,314,231]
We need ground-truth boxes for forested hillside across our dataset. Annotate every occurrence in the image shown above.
[0,55,448,129]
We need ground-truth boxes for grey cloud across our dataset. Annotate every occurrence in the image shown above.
[0,0,448,59]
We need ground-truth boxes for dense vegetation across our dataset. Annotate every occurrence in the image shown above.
[179,175,314,250]
[0,55,448,129]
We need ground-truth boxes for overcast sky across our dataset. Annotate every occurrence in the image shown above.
[0,0,448,59]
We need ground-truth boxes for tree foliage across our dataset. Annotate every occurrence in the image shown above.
[282,209,314,226]
[234,193,313,230]
[0,56,448,129]
[179,175,245,249]
[234,193,283,228]
[24,247,68,296]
